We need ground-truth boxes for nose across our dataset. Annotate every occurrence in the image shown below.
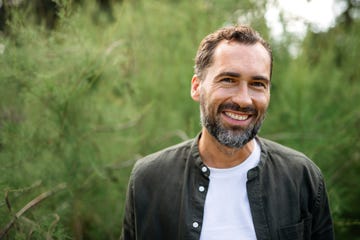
[231,83,253,108]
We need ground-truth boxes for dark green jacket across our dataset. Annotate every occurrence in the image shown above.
[121,136,334,240]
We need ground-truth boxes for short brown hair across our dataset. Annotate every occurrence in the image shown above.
[194,25,273,80]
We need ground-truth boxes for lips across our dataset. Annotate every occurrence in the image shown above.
[224,111,250,121]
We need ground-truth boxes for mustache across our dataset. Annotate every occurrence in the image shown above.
[218,103,257,114]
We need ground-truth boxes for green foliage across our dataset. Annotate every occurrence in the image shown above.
[0,0,359,239]
[0,5,129,238]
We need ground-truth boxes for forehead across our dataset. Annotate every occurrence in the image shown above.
[214,40,270,65]
[208,40,271,78]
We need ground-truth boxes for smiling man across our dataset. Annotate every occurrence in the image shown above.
[121,25,334,240]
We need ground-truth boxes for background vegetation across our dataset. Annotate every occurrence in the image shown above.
[0,0,359,239]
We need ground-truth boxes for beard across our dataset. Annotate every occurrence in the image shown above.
[200,101,265,149]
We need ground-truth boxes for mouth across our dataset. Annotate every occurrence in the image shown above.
[223,111,251,121]
[217,103,257,127]
[220,109,256,129]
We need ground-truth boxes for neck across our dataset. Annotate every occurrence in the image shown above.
[198,129,255,169]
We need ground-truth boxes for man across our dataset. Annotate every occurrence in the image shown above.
[121,25,334,240]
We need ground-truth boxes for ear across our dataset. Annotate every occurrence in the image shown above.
[191,75,201,102]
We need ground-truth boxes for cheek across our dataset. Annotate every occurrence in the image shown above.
[200,92,218,116]
[199,92,209,114]
[251,93,270,110]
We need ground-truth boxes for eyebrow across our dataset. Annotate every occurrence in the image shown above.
[253,75,270,83]
[215,72,241,79]
[216,71,270,82]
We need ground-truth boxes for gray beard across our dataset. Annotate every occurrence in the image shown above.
[200,109,264,149]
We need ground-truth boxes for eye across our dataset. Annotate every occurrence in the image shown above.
[251,81,267,89]
[220,78,235,83]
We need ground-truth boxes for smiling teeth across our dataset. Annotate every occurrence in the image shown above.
[225,112,249,121]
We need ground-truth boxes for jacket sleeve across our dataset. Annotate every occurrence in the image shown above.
[311,175,334,240]
[120,175,136,240]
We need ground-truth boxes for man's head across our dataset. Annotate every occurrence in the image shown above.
[191,25,272,148]
[194,25,273,81]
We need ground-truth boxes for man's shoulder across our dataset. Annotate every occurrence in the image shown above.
[259,137,308,159]
[132,138,195,175]
[258,137,321,173]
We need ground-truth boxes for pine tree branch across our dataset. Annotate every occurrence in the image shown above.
[0,183,67,239]
[0,180,42,208]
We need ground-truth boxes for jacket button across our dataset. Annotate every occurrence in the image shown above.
[201,166,207,173]
[198,186,205,192]
[192,222,199,228]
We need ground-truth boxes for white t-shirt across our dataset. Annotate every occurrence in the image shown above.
[199,140,261,240]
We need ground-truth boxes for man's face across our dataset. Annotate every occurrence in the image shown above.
[191,41,271,148]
